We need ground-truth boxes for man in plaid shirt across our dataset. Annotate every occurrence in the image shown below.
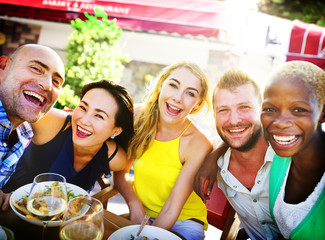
[0,44,65,210]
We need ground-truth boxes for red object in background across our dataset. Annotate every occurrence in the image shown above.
[0,0,230,39]
[286,19,325,69]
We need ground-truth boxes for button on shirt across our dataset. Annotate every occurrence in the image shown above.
[217,146,280,240]
[0,100,33,188]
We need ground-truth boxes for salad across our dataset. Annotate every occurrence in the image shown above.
[11,182,85,222]
[130,235,159,240]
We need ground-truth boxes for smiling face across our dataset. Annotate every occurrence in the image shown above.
[261,77,323,158]
[72,88,121,148]
[0,44,65,128]
[213,83,263,151]
[158,67,203,124]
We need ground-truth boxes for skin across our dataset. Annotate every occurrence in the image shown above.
[0,44,65,211]
[0,44,65,129]
[194,83,269,202]
[261,77,325,203]
[114,67,212,230]
[31,88,126,175]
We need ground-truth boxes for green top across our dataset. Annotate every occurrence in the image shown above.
[269,155,325,240]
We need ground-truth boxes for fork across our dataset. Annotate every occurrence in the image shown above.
[135,214,150,240]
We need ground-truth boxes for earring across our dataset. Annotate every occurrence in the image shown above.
[110,133,116,139]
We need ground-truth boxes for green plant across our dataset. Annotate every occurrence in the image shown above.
[58,7,130,109]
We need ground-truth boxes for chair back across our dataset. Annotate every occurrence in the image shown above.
[205,180,232,230]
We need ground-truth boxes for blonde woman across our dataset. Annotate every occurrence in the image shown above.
[115,61,213,240]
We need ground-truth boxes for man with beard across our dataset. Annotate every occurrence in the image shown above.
[0,44,65,211]
[193,69,280,240]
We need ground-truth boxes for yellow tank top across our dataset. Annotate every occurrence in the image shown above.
[134,122,208,229]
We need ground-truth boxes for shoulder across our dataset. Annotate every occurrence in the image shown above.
[180,123,213,161]
[105,140,127,172]
[187,123,212,148]
[31,108,69,145]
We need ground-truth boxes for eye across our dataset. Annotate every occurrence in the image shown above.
[30,65,42,74]
[186,91,195,97]
[52,78,62,87]
[95,114,104,119]
[169,83,177,88]
[239,105,250,110]
[262,107,275,113]
[79,105,86,111]
[218,108,228,113]
[293,107,308,113]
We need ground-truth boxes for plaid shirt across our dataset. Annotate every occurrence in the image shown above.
[0,100,33,188]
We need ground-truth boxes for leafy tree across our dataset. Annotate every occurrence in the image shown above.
[55,8,130,109]
[258,0,325,27]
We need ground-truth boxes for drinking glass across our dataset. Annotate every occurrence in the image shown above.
[60,196,104,240]
[27,173,68,219]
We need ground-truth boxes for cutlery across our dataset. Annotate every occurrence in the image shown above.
[135,215,150,240]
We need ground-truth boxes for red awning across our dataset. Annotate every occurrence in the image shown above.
[0,0,231,39]
[286,19,325,69]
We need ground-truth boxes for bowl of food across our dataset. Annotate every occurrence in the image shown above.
[10,182,88,227]
[108,225,182,240]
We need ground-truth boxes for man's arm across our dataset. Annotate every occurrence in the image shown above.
[193,141,228,203]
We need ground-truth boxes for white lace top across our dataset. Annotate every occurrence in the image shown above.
[274,162,325,239]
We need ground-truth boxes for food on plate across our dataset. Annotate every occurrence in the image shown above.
[130,235,159,240]
[11,182,85,222]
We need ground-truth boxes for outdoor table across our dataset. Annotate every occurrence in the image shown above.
[0,206,134,239]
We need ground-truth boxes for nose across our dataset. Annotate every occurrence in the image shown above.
[80,113,91,125]
[172,91,183,103]
[39,75,52,91]
[229,110,241,125]
[273,112,293,128]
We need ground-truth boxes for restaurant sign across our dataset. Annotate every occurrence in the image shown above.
[1,0,131,16]
[0,0,231,39]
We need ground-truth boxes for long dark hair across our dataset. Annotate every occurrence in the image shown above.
[80,80,134,151]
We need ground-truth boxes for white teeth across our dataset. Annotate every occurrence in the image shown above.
[169,104,181,111]
[77,126,92,135]
[229,128,245,133]
[24,91,45,102]
[273,135,297,145]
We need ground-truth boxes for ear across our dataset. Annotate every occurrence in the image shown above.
[112,127,123,137]
[318,103,325,123]
[192,101,202,113]
[0,56,9,70]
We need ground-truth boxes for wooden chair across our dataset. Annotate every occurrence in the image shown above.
[205,180,240,240]
[92,177,240,239]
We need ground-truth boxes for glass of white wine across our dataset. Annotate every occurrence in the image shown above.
[27,173,68,219]
[60,196,104,240]
[27,173,68,239]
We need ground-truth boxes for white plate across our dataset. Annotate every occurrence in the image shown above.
[9,182,88,227]
[108,225,182,240]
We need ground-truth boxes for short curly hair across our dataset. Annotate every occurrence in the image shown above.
[265,61,325,106]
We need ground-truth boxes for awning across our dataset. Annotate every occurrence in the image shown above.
[0,0,233,39]
[286,19,325,69]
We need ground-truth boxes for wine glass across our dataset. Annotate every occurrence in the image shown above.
[60,196,104,240]
[27,173,68,219]
[27,173,68,239]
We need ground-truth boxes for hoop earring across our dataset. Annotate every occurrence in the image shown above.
[110,133,116,139]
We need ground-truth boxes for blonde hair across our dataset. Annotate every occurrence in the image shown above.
[128,61,210,159]
[265,61,325,106]
[213,69,261,106]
